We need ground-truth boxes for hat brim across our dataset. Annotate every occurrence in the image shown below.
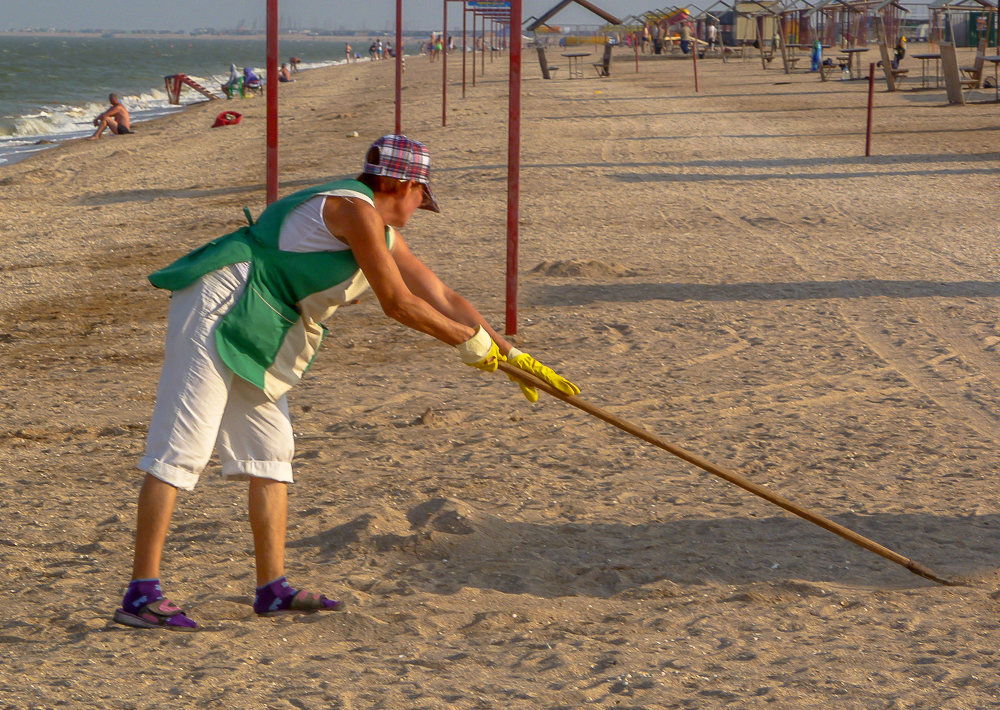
[419,183,440,213]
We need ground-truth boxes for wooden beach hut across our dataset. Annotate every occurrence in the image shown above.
[779,0,820,46]
[928,0,997,47]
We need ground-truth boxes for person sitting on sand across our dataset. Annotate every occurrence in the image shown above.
[279,63,294,82]
[112,134,580,631]
[243,66,262,92]
[87,93,131,140]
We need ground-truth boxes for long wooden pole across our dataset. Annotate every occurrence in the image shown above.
[496,362,957,586]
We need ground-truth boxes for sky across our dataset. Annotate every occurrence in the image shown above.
[2,1,667,33]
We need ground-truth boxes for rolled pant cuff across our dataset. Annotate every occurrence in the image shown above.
[139,455,200,491]
[221,460,294,483]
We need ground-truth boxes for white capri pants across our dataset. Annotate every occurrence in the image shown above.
[138,262,295,490]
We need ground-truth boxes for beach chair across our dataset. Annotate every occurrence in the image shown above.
[960,35,988,89]
[221,63,244,99]
[877,41,909,91]
[243,67,263,95]
[536,47,560,80]
[592,43,613,77]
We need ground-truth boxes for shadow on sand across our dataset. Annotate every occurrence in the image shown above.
[527,279,1000,307]
[290,497,1000,597]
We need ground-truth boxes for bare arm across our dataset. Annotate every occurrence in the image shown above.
[323,196,476,346]
[390,231,513,355]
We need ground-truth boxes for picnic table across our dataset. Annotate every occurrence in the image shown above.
[562,51,591,79]
[912,52,942,89]
[841,47,870,79]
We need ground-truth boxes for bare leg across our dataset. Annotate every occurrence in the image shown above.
[87,117,111,140]
[249,477,287,586]
[130,473,178,579]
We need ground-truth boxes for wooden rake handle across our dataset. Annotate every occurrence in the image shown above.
[497,361,957,586]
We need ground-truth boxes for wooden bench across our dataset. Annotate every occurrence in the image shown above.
[536,46,560,80]
[960,36,988,89]
[877,41,909,91]
[592,43,612,77]
[819,58,848,81]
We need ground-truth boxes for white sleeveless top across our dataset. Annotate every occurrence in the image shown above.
[278,193,372,253]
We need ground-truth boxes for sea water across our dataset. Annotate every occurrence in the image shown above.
[0,35,353,166]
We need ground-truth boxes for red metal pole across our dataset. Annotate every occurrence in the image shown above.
[865,62,875,156]
[482,14,486,75]
[266,0,278,204]
[442,0,448,127]
[635,31,639,72]
[472,12,477,86]
[462,3,467,98]
[395,0,402,134]
[505,0,522,336]
[692,26,700,92]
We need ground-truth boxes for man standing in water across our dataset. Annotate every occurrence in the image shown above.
[112,135,579,630]
[87,93,131,139]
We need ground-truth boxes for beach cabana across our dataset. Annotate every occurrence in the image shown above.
[805,0,861,47]
[525,0,622,33]
[928,0,997,47]
[871,0,909,47]
[779,0,819,46]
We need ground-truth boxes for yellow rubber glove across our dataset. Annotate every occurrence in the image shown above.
[504,347,581,403]
[455,325,501,372]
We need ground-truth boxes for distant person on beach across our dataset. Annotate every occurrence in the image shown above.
[706,23,718,50]
[279,63,294,82]
[243,67,262,92]
[811,38,823,71]
[111,134,580,631]
[87,93,131,140]
[289,56,301,72]
[345,43,352,63]
[679,22,693,54]
[893,35,907,69]
[222,63,244,98]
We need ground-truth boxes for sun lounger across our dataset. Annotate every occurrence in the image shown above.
[592,43,612,77]
[536,46,560,80]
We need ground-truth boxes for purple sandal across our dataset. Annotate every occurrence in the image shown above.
[257,589,344,617]
[113,598,199,631]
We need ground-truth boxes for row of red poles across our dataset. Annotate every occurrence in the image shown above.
[266,0,523,333]
[265,4,872,334]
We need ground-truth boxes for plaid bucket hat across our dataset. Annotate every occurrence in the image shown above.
[362,134,440,212]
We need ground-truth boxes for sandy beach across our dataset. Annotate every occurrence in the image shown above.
[2,46,1000,707]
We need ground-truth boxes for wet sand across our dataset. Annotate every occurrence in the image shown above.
[2,46,1000,707]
